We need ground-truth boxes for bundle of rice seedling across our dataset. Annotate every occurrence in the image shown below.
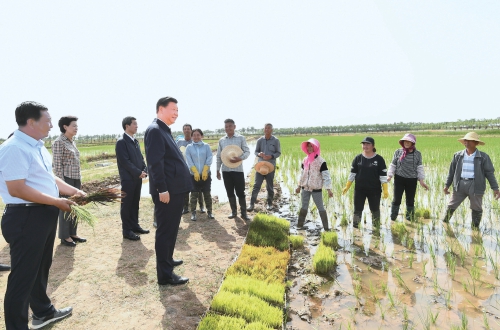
[69,188,125,206]
[69,205,98,228]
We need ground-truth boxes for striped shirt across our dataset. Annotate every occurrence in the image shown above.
[52,134,81,180]
[388,149,424,179]
[0,130,59,204]
[461,150,476,179]
[216,133,250,173]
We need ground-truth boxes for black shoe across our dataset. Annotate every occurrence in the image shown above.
[172,259,183,267]
[207,212,215,219]
[266,203,273,210]
[0,264,11,271]
[182,207,189,214]
[241,214,251,221]
[133,227,150,234]
[70,236,87,243]
[61,239,76,247]
[158,273,189,285]
[228,213,237,219]
[247,204,254,212]
[123,232,140,241]
[199,208,206,213]
[191,212,197,221]
[31,307,73,329]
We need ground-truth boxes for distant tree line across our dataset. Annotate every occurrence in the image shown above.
[1,117,499,146]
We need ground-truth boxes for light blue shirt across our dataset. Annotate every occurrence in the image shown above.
[461,150,476,179]
[185,141,213,175]
[0,130,59,204]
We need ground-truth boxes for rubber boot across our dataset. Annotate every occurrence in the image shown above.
[297,208,308,228]
[471,210,483,229]
[443,208,455,223]
[204,191,214,219]
[182,192,190,214]
[319,211,330,231]
[190,211,197,221]
[405,206,415,221]
[199,192,206,213]
[353,212,362,228]
[190,191,199,213]
[228,197,237,219]
[266,192,274,210]
[390,203,400,221]
[247,196,256,212]
[239,198,251,221]
[372,210,381,234]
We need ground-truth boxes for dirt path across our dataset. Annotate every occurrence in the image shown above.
[0,198,251,329]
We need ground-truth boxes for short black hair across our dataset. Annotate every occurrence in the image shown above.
[15,101,48,127]
[156,96,178,113]
[265,123,273,128]
[58,116,78,133]
[224,118,235,124]
[183,124,192,130]
[192,128,203,137]
[122,116,136,131]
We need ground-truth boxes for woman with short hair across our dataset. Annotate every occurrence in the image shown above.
[53,116,86,246]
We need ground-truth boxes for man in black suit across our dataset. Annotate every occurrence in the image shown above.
[116,116,149,241]
[145,97,193,285]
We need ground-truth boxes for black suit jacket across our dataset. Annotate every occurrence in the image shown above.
[144,118,193,196]
[115,134,147,181]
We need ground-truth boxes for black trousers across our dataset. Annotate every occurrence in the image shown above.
[1,205,59,330]
[250,171,275,202]
[120,179,142,234]
[58,176,81,239]
[392,174,418,207]
[222,171,245,199]
[152,192,184,281]
[354,188,381,215]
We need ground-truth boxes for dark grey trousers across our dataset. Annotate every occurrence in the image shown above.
[250,171,275,203]
[58,176,81,239]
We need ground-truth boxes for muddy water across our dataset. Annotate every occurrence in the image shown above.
[141,142,257,201]
[274,167,500,330]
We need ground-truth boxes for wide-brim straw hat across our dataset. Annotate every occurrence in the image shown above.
[221,145,243,168]
[255,161,275,175]
[458,132,485,146]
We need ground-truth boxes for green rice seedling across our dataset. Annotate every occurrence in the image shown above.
[459,246,467,267]
[353,281,362,300]
[246,214,290,251]
[387,289,399,309]
[429,308,439,325]
[460,310,468,330]
[407,237,415,250]
[321,231,339,249]
[340,213,349,228]
[210,291,283,327]
[429,244,437,267]
[369,280,379,302]
[483,312,491,330]
[226,245,290,284]
[393,268,410,293]
[220,275,285,305]
[488,254,499,280]
[422,260,428,278]
[289,235,304,249]
[408,252,415,269]
[444,289,453,310]
[69,205,98,229]
[198,313,247,329]
[414,207,431,219]
[312,242,336,274]
[380,281,388,294]
[377,301,386,320]
[402,306,409,324]
[391,222,408,240]
[243,322,274,330]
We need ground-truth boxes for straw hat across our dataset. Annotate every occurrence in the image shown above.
[221,145,243,168]
[255,161,275,175]
[458,132,485,146]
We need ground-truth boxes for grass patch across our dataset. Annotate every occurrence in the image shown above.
[289,235,304,249]
[321,231,339,249]
[226,245,289,284]
[220,275,285,305]
[312,242,336,275]
[246,213,290,251]
[210,291,283,327]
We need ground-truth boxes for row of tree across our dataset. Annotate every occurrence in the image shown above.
[2,117,499,145]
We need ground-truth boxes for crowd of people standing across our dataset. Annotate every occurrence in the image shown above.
[0,97,499,329]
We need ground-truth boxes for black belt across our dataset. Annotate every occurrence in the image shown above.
[6,203,45,208]
[461,178,474,181]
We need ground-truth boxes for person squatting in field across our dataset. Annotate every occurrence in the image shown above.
[443,132,500,228]
[387,133,429,221]
[342,136,388,230]
[295,138,333,231]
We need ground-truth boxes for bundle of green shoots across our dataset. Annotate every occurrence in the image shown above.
[67,188,125,228]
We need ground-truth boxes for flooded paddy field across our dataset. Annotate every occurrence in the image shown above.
[274,134,500,330]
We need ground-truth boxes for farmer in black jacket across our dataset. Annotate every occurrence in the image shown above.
[116,116,149,241]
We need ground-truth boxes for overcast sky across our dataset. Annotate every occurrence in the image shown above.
[1,1,499,139]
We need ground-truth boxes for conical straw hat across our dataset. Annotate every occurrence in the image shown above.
[221,145,243,168]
